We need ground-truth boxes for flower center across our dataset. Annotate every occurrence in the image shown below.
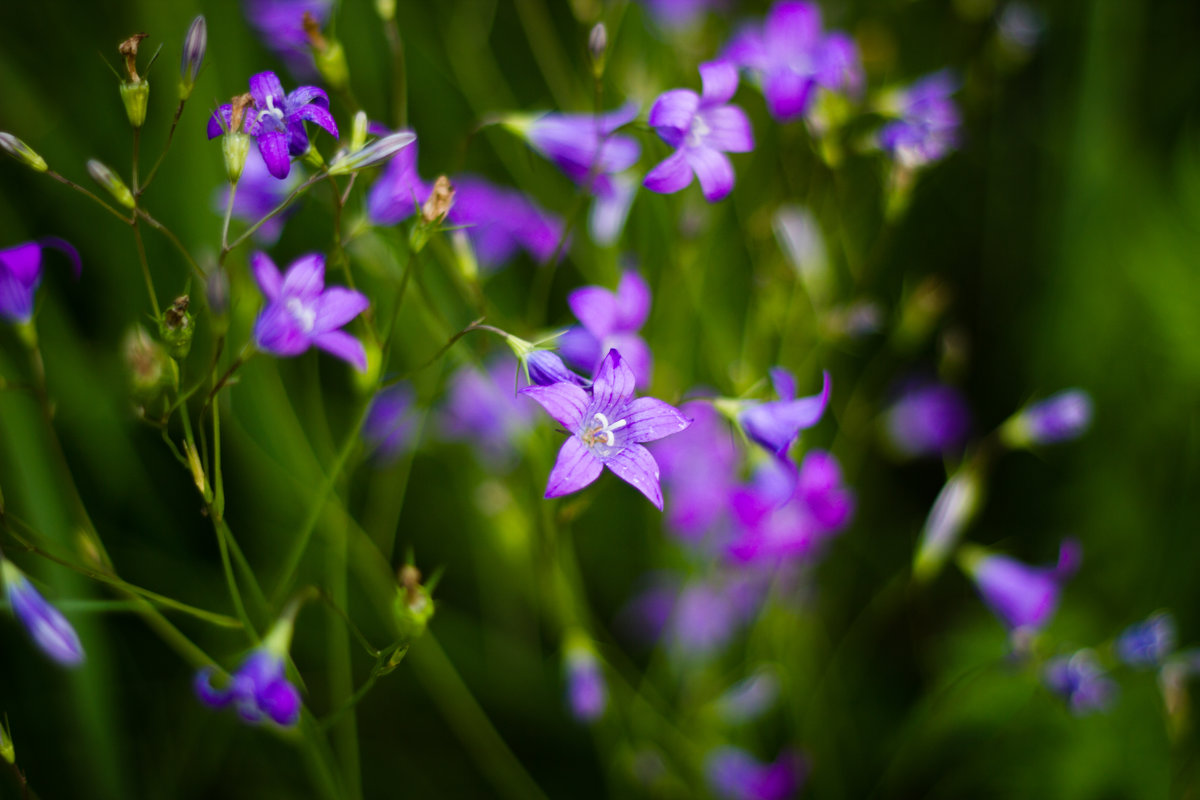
[581,412,627,448]
[256,95,287,131]
[286,297,316,333]
[686,114,711,148]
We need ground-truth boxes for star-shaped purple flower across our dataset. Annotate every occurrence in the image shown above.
[644,60,754,202]
[521,349,691,509]
[0,237,80,324]
[208,71,339,179]
[738,368,831,456]
[559,270,653,387]
[251,251,369,371]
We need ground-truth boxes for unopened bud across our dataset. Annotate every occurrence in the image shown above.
[1000,389,1093,449]
[123,326,174,400]
[0,132,47,173]
[913,465,983,581]
[350,111,369,153]
[158,295,195,360]
[327,131,415,175]
[375,0,396,21]
[422,176,454,224]
[588,23,607,77]
[87,159,135,209]
[180,15,207,99]
[393,563,435,641]
[183,440,213,503]
[222,133,251,184]
[304,12,349,91]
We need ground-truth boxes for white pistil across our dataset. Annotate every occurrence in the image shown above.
[584,412,627,447]
[256,95,285,126]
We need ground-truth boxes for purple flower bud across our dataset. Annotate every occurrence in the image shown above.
[882,380,971,458]
[960,539,1080,633]
[564,637,606,722]
[913,465,982,581]
[180,15,207,92]
[0,237,81,324]
[196,613,301,726]
[588,23,607,66]
[1,560,85,667]
[706,747,806,800]
[1044,650,1117,715]
[1003,389,1093,447]
[1116,611,1176,668]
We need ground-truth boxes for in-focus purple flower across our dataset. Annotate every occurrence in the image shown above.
[244,0,332,77]
[440,359,537,466]
[724,1,863,121]
[0,237,80,324]
[1002,389,1093,448]
[878,71,961,169]
[644,60,754,202]
[196,648,301,726]
[638,0,727,30]
[564,636,607,722]
[706,747,806,800]
[1116,611,1176,668]
[1,559,85,667]
[651,401,739,541]
[882,379,971,458]
[737,369,831,456]
[523,349,590,388]
[207,71,338,179]
[559,270,654,387]
[250,251,369,371]
[961,538,1081,633]
[521,349,691,509]
[364,382,418,464]
[214,147,299,245]
[1044,650,1117,715]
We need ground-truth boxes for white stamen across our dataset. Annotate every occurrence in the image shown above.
[585,412,627,448]
[256,95,285,125]
[286,297,316,333]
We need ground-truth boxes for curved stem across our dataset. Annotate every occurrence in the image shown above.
[45,170,130,223]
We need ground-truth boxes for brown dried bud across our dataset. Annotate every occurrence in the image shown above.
[422,176,455,224]
[164,295,190,330]
[229,93,254,134]
[119,33,149,82]
[302,11,328,53]
[399,564,422,606]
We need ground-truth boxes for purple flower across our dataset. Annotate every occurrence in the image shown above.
[207,71,338,179]
[1044,650,1117,715]
[521,349,691,509]
[564,637,607,722]
[651,401,739,541]
[882,380,971,458]
[724,1,863,121]
[878,71,961,169]
[668,577,761,659]
[523,350,590,389]
[1,560,85,667]
[706,747,806,800]
[214,147,300,245]
[559,270,653,387]
[0,237,80,324]
[250,251,369,371]
[244,0,331,77]
[638,0,727,30]
[1116,611,1176,668]
[962,539,1081,633]
[738,369,831,456]
[195,648,301,726]
[364,382,418,464]
[644,60,754,202]
[1003,389,1093,447]
[440,359,537,466]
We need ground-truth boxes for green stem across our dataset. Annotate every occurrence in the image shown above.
[384,18,408,129]
[220,179,238,254]
[137,209,206,280]
[139,99,186,193]
[45,170,130,223]
[131,217,161,318]
[223,172,325,260]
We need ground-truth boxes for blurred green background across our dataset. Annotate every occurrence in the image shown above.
[1,0,1199,798]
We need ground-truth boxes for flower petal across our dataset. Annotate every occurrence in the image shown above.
[257,129,292,179]
[314,287,369,331]
[740,370,831,454]
[254,303,311,356]
[285,84,330,110]
[700,106,754,153]
[520,382,590,430]
[764,68,815,121]
[605,333,653,388]
[591,349,636,411]
[194,668,233,709]
[588,173,637,246]
[0,242,43,284]
[280,253,326,298]
[250,251,283,300]
[648,90,700,149]
[723,27,768,71]
[292,102,340,140]
[625,397,691,443]
[312,330,368,371]
[545,436,604,498]
[700,60,740,106]
[684,147,735,203]
[258,677,302,726]
[249,71,287,110]
[604,443,664,509]
[37,237,81,278]
[207,104,234,138]
[569,286,618,338]
[643,150,694,195]
[615,271,651,331]
[765,1,822,60]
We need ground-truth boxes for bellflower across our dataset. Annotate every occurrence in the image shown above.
[440,359,537,466]
[667,577,762,660]
[706,747,806,800]
[559,270,654,387]
[195,614,301,726]
[644,60,754,202]
[521,349,691,509]
[214,147,300,245]
[1,559,85,667]
[563,634,607,722]
[207,71,338,179]
[1001,389,1093,448]
[0,237,80,324]
[725,1,864,121]
[878,71,961,169]
[363,382,418,464]
[1044,650,1117,715]
[651,401,739,541]
[960,539,1081,634]
[1116,611,1176,668]
[913,464,983,580]
[638,0,727,30]
[251,251,370,371]
[244,0,332,77]
[882,379,971,458]
[737,368,831,457]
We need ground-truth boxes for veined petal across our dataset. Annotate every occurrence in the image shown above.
[313,329,368,371]
[279,253,325,298]
[286,84,330,110]
[648,90,700,148]
[700,106,754,153]
[643,150,694,195]
[314,287,368,331]
[569,285,619,338]
[615,271,651,331]
[684,147,735,203]
[625,397,691,443]
[604,443,664,509]
[249,71,287,110]
[520,382,590,430]
[699,60,740,106]
[591,349,636,411]
[545,436,604,498]
[208,104,234,138]
[292,102,339,139]
[250,251,283,300]
[257,130,292,179]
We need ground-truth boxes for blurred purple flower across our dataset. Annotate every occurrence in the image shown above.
[706,747,806,800]
[638,0,727,30]
[251,251,369,371]
[882,380,971,458]
[620,572,763,659]
[738,369,831,456]
[207,71,338,179]
[196,648,301,726]
[1004,389,1093,447]
[521,349,691,509]
[652,401,739,541]
[1116,611,1176,668]
[644,60,754,202]
[364,382,418,464]
[441,359,537,466]
[564,639,607,722]
[559,270,653,387]
[244,0,331,77]
[962,539,1080,633]
[366,133,428,225]
[214,147,299,245]
[725,1,863,121]
[1044,650,1117,715]
[0,237,80,324]
[878,71,961,169]
[1,560,85,667]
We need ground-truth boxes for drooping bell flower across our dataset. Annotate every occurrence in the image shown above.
[735,368,831,457]
[1043,649,1117,715]
[705,747,806,800]
[0,559,85,667]
[558,270,653,387]
[0,237,80,324]
[959,538,1081,634]
[195,610,302,726]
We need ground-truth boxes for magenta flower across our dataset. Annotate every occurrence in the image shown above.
[521,349,691,509]
[738,368,831,456]
[962,539,1081,633]
[1,559,85,667]
[706,747,806,800]
[0,237,80,324]
[207,71,339,179]
[559,270,653,387]
[878,71,961,168]
[251,251,369,371]
[644,60,754,202]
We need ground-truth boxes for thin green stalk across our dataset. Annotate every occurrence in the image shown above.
[139,98,186,193]
[223,172,325,259]
[327,513,361,799]
[513,0,578,109]
[45,169,130,223]
[220,179,239,254]
[132,218,161,318]
[384,18,408,128]
[137,209,206,280]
